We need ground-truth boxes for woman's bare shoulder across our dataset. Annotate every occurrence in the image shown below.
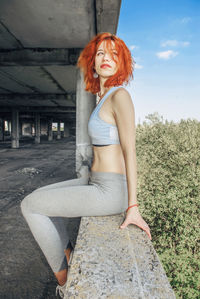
[111,87,133,109]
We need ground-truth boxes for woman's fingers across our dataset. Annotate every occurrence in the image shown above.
[120,219,152,240]
[138,223,152,240]
[119,218,129,229]
[132,222,152,240]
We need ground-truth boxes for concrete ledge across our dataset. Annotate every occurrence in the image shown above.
[65,213,176,299]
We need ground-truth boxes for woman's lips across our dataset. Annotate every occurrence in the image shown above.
[100,64,111,69]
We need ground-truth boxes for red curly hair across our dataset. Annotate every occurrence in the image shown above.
[77,32,134,94]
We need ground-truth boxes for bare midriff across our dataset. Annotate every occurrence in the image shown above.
[91,144,126,175]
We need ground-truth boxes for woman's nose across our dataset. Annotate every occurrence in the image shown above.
[103,53,111,61]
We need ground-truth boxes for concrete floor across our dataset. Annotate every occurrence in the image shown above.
[0,136,81,299]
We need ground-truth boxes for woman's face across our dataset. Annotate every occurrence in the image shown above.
[94,40,118,78]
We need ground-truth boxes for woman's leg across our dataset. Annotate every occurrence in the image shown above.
[21,176,89,285]
[20,172,128,285]
[33,175,88,192]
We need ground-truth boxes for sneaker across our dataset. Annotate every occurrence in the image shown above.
[56,280,67,298]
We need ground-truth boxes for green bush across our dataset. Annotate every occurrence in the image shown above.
[136,113,200,298]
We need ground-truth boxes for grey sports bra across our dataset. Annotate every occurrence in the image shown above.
[88,86,123,146]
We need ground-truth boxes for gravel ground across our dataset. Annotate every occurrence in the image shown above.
[0,136,81,299]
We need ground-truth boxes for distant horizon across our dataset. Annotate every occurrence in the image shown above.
[117,0,200,125]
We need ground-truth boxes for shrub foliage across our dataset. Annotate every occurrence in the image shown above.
[136,113,200,298]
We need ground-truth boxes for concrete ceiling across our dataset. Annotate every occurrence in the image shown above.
[0,0,121,120]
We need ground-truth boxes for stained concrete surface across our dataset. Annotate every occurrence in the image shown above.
[65,216,176,299]
[0,136,81,299]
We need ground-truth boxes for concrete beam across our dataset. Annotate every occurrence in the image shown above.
[0,93,76,103]
[0,48,82,66]
[95,0,121,34]
[0,106,76,113]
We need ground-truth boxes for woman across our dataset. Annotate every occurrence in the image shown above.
[21,32,151,298]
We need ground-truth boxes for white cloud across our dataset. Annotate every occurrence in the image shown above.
[156,50,178,60]
[135,63,143,69]
[181,41,190,47]
[161,39,190,47]
[129,45,138,50]
[161,40,178,47]
[180,17,191,24]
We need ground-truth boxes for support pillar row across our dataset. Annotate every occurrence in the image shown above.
[64,122,70,137]
[48,118,53,141]
[11,109,19,148]
[0,118,4,141]
[57,121,61,140]
[35,113,40,144]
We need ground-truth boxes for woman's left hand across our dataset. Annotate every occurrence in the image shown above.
[119,207,152,240]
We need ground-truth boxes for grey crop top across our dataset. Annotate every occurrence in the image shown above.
[88,86,124,146]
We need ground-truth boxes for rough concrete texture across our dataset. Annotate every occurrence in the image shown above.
[65,214,176,299]
[0,136,80,299]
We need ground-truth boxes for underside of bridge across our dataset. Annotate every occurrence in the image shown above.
[0,0,121,152]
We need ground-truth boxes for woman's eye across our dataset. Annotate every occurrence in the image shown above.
[97,52,104,56]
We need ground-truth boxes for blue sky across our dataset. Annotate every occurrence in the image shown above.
[117,0,200,124]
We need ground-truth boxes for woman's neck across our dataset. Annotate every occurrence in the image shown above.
[99,77,111,98]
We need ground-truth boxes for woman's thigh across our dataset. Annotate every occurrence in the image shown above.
[33,176,88,193]
[21,182,124,218]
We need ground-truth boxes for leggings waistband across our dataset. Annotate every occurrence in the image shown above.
[89,171,127,181]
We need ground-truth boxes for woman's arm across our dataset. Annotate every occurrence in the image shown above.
[112,88,137,206]
[112,88,151,240]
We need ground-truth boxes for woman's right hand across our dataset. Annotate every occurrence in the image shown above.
[119,207,152,240]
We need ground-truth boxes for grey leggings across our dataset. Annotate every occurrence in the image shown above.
[20,171,128,273]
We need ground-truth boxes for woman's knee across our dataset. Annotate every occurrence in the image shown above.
[20,192,35,215]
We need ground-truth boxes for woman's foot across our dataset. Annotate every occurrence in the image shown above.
[55,280,67,298]
[55,241,74,297]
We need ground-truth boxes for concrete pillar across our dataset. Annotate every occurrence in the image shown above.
[11,109,19,148]
[76,69,96,178]
[0,118,4,141]
[8,121,11,135]
[31,123,34,136]
[64,122,70,137]
[35,113,40,144]
[57,121,61,139]
[19,121,23,138]
[48,118,53,141]
[22,123,32,136]
[40,120,48,136]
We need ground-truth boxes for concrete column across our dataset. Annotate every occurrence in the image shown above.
[19,121,23,138]
[31,123,34,136]
[64,122,70,137]
[76,69,96,178]
[35,113,40,144]
[0,118,4,141]
[8,121,11,135]
[11,109,19,148]
[48,118,53,141]
[57,121,61,139]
